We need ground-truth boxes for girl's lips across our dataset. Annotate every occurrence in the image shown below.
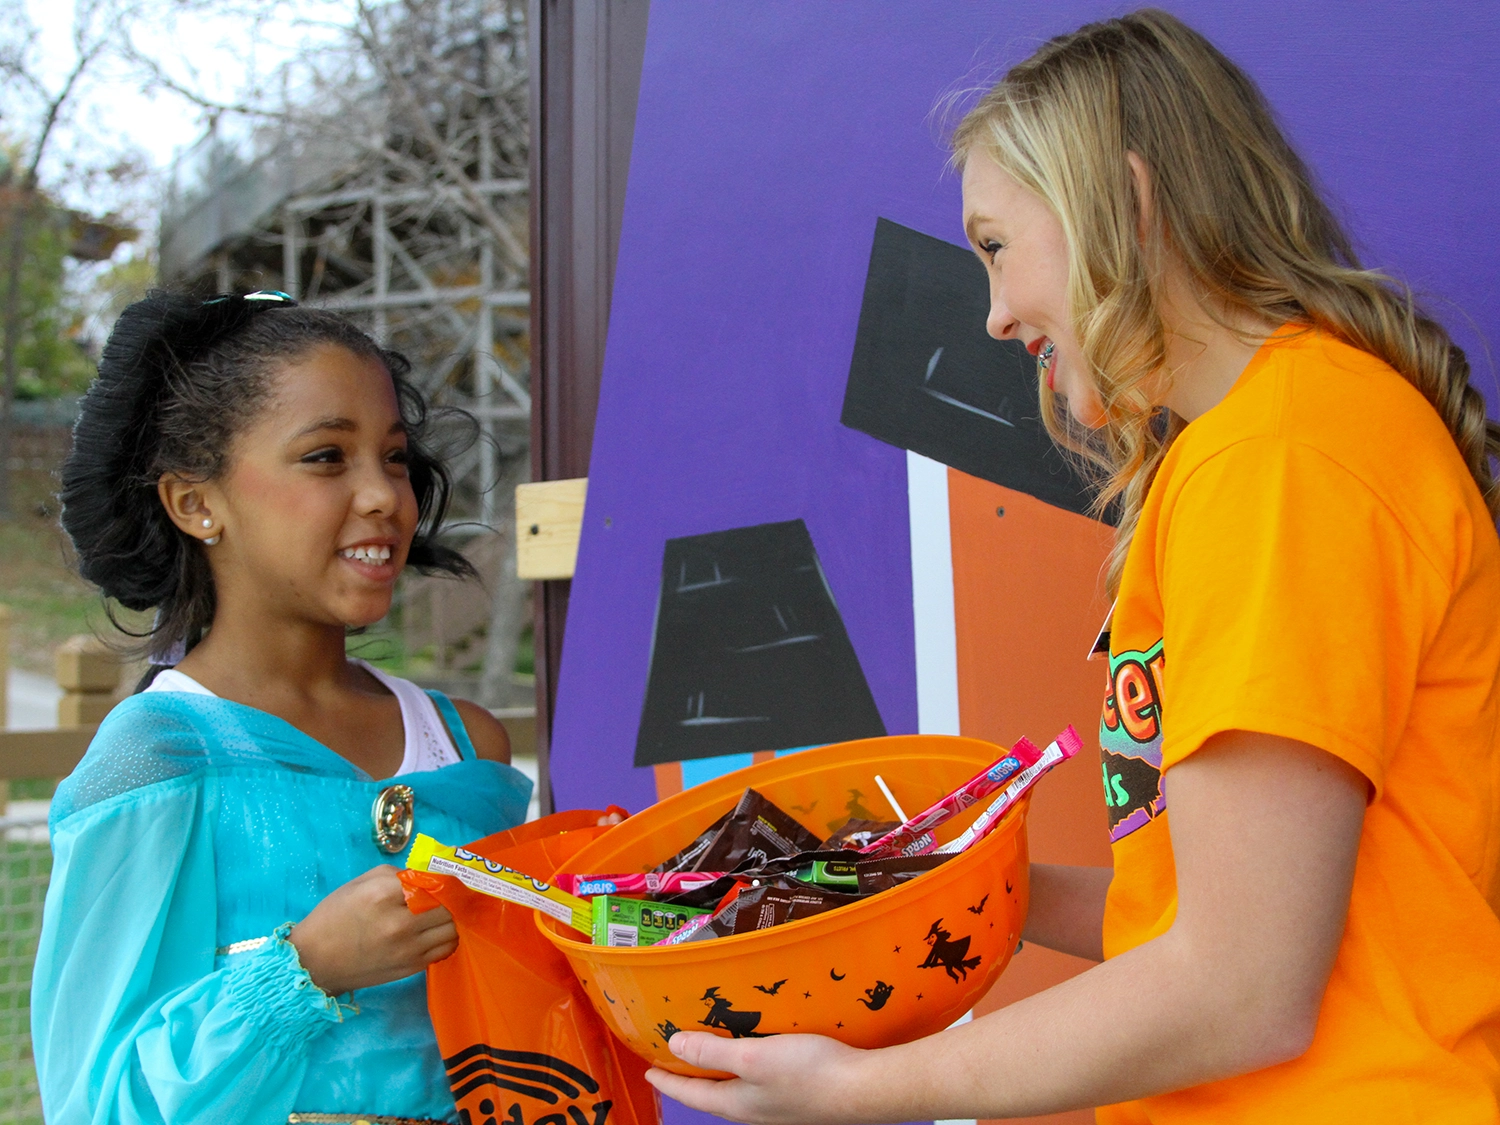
[1026,336,1050,357]
[338,553,400,585]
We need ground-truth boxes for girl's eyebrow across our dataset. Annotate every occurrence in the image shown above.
[292,418,407,439]
[294,417,358,438]
[963,212,995,247]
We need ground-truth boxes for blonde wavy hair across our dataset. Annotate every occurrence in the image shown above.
[952,8,1500,594]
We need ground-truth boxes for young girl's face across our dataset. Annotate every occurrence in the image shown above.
[207,344,419,629]
[961,151,1105,428]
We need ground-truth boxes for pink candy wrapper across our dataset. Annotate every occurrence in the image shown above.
[556,871,728,897]
[935,726,1083,856]
[859,738,1045,860]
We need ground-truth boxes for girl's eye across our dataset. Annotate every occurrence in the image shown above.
[982,240,1003,262]
[386,448,410,467]
[301,447,344,465]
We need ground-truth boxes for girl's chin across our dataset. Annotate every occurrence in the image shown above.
[335,598,397,630]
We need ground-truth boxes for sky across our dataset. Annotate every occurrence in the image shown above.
[18,0,359,222]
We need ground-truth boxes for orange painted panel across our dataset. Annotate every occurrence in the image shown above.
[653,762,683,801]
[949,471,1114,1125]
[947,470,1113,864]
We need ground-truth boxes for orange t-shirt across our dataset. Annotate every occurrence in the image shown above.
[1095,326,1500,1124]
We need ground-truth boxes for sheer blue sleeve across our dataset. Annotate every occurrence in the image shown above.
[32,774,343,1125]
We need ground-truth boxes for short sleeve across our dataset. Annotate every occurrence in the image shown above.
[1159,437,1447,795]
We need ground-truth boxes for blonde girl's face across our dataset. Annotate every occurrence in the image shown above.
[961,151,1105,428]
[208,344,420,630]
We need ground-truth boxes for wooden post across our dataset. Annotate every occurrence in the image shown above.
[0,604,10,730]
[55,636,120,728]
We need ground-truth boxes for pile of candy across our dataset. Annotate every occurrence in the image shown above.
[407,727,1080,947]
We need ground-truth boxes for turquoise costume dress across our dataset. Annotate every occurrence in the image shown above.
[31,689,532,1125]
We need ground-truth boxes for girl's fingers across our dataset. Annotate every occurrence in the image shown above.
[416,920,458,955]
[405,903,454,934]
[421,935,459,964]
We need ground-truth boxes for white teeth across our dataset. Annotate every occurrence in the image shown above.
[340,545,392,563]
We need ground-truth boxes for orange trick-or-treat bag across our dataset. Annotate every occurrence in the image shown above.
[400,809,661,1125]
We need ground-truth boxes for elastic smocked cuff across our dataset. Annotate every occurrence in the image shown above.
[225,922,346,1049]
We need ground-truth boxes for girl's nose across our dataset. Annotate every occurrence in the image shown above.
[354,461,401,517]
[987,301,1021,342]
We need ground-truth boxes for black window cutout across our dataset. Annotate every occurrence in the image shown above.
[634,519,887,768]
[840,217,1105,520]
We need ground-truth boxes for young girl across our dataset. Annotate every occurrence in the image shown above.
[649,10,1500,1123]
[33,291,532,1125]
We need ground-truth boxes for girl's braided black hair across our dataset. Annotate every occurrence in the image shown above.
[60,290,474,667]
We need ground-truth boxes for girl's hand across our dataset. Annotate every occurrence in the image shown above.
[289,865,457,996]
[646,1032,870,1125]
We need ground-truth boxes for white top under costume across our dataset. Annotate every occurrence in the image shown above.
[145,660,463,775]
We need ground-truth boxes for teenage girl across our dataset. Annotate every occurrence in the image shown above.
[649,10,1500,1123]
[33,292,532,1124]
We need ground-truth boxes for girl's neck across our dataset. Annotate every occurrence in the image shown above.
[1153,270,1280,423]
[175,607,361,703]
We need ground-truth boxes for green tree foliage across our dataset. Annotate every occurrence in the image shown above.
[0,185,94,400]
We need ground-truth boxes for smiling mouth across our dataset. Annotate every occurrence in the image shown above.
[1026,336,1051,357]
[339,545,393,564]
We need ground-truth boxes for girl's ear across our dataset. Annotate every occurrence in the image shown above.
[1125,151,1154,244]
[158,474,223,545]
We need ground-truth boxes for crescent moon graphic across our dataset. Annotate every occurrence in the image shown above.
[830,968,846,981]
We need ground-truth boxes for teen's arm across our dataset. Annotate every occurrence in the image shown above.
[1023,863,1112,962]
[649,730,1367,1123]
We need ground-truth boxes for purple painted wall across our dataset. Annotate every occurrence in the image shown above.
[550,0,1500,817]
[547,4,1499,1123]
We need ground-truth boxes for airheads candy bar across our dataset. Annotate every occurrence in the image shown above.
[936,726,1084,856]
[406,834,591,935]
[556,870,727,897]
[591,895,711,946]
[860,739,1045,860]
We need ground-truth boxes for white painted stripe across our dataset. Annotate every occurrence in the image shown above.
[907,450,961,736]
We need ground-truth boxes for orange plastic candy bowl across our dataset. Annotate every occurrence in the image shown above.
[536,735,1030,1077]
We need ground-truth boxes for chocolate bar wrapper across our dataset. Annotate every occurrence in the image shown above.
[653,807,734,874]
[935,726,1084,856]
[661,848,862,906]
[854,853,951,894]
[860,740,1045,860]
[590,895,712,946]
[692,788,823,873]
[730,883,863,934]
[820,818,901,851]
[558,870,728,897]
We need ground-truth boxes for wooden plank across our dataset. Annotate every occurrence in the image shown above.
[0,727,95,779]
[515,477,588,580]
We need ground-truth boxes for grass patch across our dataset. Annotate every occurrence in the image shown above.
[0,469,109,673]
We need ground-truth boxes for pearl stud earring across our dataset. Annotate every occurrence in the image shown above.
[201,519,212,528]
[203,535,220,546]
